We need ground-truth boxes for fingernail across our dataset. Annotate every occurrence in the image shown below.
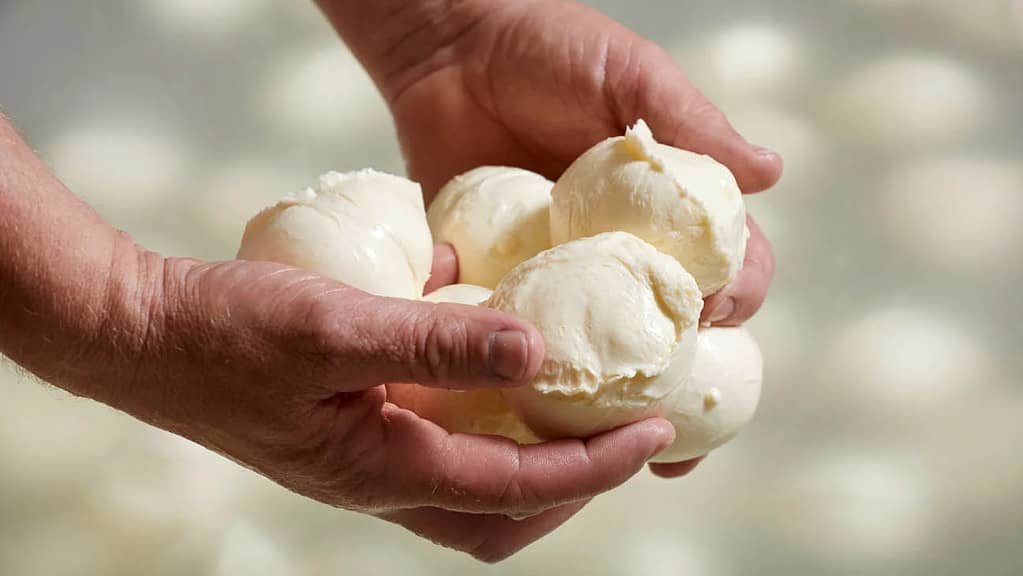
[705,297,735,325]
[754,145,779,159]
[488,330,529,381]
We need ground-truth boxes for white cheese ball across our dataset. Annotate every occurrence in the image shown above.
[423,283,494,305]
[550,120,747,296]
[428,166,553,289]
[389,283,540,444]
[486,232,704,439]
[237,170,432,299]
[386,385,541,444]
[651,326,763,463]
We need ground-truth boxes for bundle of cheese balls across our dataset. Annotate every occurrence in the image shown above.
[238,120,762,464]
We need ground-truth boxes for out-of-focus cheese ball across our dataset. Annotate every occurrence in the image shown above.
[486,232,704,439]
[671,23,806,102]
[650,327,763,463]
[237,170,433,299]
[428,166,553,289]
[826,55,987,149]
[550,120,747,295]
[881,157,1023,274]
[389,282,539,444]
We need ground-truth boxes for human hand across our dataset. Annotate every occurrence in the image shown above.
[378,0,779,334]
[108,254,674,562]
[372,0,778,476]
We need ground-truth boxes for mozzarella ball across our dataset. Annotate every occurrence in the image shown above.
[672,24,806,101]
[486,232,703,439]
[882,157,1023,274]
[389,282,539,444]
[650,327,763,463]
[261,45,386,141]
[428,166,553,289]
[386,385,540,444]
[550,120,747,295]
[826,55,987,149]
[45,119,189,220]
[423,283,494,305]
[237,170,432,299]
[825,306,990,411]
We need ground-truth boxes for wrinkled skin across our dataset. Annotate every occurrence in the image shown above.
[388,0,779,328]
[360,0,783,558]
[0,0,783,565]
[116,254,677,563]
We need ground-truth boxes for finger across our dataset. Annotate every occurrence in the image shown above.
[374,405,674,515]
[377,500,589,563]
[333,294,545,390]
[648,457,705,479]
[424,243,459,295]
[701,215,774,326]
[628,47,783,194]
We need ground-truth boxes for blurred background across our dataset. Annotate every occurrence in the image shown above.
[1,0,1021,574]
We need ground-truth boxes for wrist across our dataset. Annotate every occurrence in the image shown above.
[316,0,496,102]
[0,117,158,403]
[0,232,157,400]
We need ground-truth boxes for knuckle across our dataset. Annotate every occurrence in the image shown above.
[496,475,529,511]
[681,92,727,128]
[493,450,548,516]
[290,290,357,361]
[412,308,469,382]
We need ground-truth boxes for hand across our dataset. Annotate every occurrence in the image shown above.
[1,112,673,562]
[426,243,717,480]
[381,0,780,476]
[385,0,780,332]
[110,254,675,562]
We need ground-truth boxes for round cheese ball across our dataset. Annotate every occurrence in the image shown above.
[651,326,763,463]
[486,232,704,439]
[237,170,432,299]
[549,120,747,295]
[423,283,493,305]
[428,166,553,289]
[386,384,541,444]
[389,282,539,444]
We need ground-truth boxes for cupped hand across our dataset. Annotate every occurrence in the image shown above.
[387,0,779,331]
[120,255,674,562]
[389,0,780,477]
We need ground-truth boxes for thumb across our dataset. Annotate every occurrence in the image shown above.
[338,296,545,391]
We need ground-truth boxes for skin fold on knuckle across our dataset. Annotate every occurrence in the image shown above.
[412,307,471,383]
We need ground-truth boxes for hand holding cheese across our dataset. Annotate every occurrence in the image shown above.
[486,232,703,439]
[238,119,764,469]
[391,283,541,444]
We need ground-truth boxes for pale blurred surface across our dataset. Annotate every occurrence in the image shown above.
[1,0,1022,574]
